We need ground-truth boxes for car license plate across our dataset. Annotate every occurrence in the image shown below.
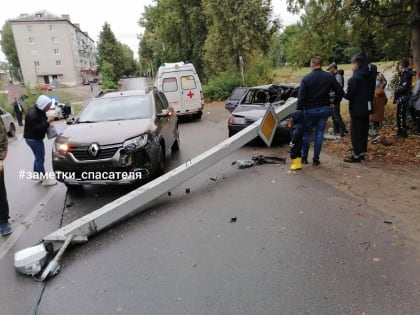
[235,117,246,125]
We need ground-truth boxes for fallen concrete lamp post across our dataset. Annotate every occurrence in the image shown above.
[14,98,297,280]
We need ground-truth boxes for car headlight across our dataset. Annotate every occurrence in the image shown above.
[123,134,148,153]
[54,137,70,155]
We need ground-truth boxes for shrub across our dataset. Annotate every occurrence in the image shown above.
[203,56,274,101]
[203,71,242,101]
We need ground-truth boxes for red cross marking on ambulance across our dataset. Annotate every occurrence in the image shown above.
[187,91,194,99]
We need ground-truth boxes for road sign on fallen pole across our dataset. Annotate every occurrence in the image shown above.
[14,98,297,278]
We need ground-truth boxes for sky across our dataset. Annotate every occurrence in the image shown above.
[0,0,300,62]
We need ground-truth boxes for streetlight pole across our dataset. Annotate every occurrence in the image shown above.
[34,61,39,84]
[239,55,244,86]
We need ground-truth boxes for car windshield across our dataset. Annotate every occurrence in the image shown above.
[78,95,152,123]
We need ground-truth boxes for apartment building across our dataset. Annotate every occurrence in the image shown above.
[10,10,97,87]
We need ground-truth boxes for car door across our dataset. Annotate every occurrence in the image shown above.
[0,107,11,133]
[154,92,175,154]
[179,72,201,112]
[161,74,181,113]
[225,87,248,112]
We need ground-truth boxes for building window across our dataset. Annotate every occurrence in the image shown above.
[28,37,35,44]
[56,60,62,66]
[49,25,55,32]
[53,48,60,55]
[26,25,32,32]
[34,61,40,67]
[51,36,58,44]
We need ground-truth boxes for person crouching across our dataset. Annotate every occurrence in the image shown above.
[289,110,305,170]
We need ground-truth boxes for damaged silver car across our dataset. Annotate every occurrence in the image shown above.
[52,88,179,186]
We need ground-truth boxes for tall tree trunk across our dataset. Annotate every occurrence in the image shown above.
[412,0,420,77]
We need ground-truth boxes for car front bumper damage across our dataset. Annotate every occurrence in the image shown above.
[52,143,159,185]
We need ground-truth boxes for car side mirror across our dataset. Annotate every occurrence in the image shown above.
[157,109,172,118]
[66,117,76,125]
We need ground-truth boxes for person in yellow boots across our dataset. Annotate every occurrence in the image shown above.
[289,110,305,170]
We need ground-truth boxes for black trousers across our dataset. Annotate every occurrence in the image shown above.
[397,101,408,134]
[16,111,24,126]
[350,115,369,157]
[0,168,9,224]
[290,125,304,159]
[331,102,347,134]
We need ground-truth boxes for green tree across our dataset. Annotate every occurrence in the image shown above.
[278,24,307,66]
[286,0,419,67]
[139,0,207,76]
[120,43,138,77]
[0,21,21,82]
[100,61,118,89]
[97,23,125,82]
[202,0,278,77]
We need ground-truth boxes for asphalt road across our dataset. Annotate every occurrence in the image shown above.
[1,108,420,315]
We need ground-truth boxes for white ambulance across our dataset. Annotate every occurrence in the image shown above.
[154,61,204,119]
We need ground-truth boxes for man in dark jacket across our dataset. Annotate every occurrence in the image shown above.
[24,95,57,186]
[328,63,348,136]
[344,52,375,163]
[297,56,343,166]
[12,96,24,126]
[394,58,413,138]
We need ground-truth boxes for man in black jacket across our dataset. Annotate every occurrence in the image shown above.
[12,96,24,126]
[24,95,57,186]
[394,58,413,138]
[328,63,348,136]
[297,56,343,166]
[344,52,375,163]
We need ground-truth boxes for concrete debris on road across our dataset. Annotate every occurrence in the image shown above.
[232,155,286,169]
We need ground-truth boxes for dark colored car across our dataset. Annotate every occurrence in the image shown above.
[0,106,16,137]
[52,88,179,186]
[227,84,299,139]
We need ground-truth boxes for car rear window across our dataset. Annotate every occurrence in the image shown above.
[78,95,153,122]
[163,77,178,92]
[228,87,248,101]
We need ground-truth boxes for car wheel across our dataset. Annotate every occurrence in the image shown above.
[193,112,202,120]
[7,123,16,137]
[228,129,235,138]
[65,183,83,191]
[156,144,166,176]
[171,127,180,152]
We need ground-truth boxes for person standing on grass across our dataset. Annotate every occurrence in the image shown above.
[394,58,413,138]
[343,52,375,163]
[328,63,348,137]
[368,72,388,142]
[410,72,420,135]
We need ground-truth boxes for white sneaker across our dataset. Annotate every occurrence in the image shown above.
[42,179,57,186]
